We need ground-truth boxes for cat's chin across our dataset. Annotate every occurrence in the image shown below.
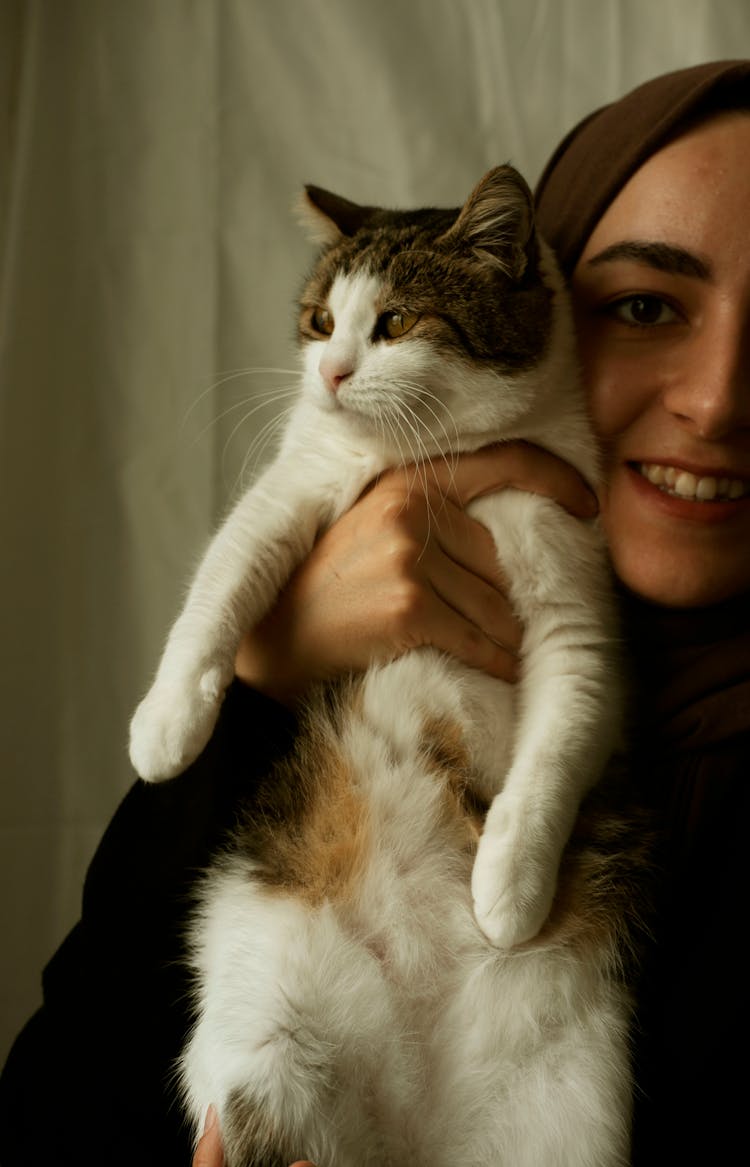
[331,409,496,465]
[317,396,460,459]
[315,398,401,446]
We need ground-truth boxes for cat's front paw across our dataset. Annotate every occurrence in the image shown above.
[471,817,556,949]
[129,664,230,782]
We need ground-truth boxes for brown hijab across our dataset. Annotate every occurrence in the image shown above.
[534,59,750,277]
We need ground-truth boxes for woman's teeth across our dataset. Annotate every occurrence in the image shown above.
[638,462,748,501]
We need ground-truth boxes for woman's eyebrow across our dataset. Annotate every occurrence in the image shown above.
[585,240,711,279]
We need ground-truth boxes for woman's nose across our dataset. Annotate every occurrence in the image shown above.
[663,315,750,440]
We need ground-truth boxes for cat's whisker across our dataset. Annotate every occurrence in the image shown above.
[189,384,298,429]
[390,381,462,500]
[384,385,462,512]
[181,367,300,431]
[253,405,297,470]
[389,404,438,553]
[183,387,301,461]
[223,388,299,437]
[380,410,414,481]
[371,400,391,460]
[374,407,424,503]
[228,404,295,494]
[388,378,459,449]
[392,406,426,471]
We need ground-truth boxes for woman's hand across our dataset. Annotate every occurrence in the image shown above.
[193,1108,223,1167]
[235,442,597,703]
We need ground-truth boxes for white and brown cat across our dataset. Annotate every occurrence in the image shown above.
[130,167,645,1165]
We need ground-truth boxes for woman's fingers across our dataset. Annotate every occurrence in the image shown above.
[426,564,521,678]
[394,579,520,681]
[375,484,506,588]
[373,501,521,674]
[412,442,598,515]
[193,1108,224,1167]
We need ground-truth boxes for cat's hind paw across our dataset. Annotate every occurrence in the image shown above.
[470,823,556,949]
[128,665,229,782]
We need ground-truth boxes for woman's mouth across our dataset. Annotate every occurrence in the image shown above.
[635,461,750,502]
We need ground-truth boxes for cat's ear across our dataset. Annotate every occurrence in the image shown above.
[298,185,377,245]
[442,165,536,280]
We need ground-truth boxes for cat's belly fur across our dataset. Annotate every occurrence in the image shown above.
[181,657,632,1167]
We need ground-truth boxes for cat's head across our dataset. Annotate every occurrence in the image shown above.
[295,166,571,457]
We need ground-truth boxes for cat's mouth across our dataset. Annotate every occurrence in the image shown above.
[635,461,750,502]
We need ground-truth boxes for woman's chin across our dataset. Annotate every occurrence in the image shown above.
[610,542,750,610]
[601,476,750,609]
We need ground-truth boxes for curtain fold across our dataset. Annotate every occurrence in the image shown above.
[1,0,747,1062]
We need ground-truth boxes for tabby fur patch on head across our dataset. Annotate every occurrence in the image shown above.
[294,166,558,461]
[299,166,552,363]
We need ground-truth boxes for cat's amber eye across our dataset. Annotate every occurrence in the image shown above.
[310,307,334,336]
[379,311,419,339]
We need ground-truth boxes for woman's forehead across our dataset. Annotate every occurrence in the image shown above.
[576,112,750,265]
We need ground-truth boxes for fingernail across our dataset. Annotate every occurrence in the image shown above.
[203,1105,217,1134]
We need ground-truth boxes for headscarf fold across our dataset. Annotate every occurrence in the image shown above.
[535,60,750,277]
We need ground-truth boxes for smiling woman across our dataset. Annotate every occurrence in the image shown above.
[570,111,750,608]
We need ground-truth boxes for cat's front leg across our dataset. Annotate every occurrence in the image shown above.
[128,613,242,783]
[129,450,366,783]
[467,490,621,949]
[470,683,618,949]
[470,760,583,948]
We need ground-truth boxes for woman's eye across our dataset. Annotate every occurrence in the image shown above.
[378,311,419,339]
[608,295,679,327]
[310,307,334,336]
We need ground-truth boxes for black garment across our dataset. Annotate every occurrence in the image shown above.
[0,684,297,1167]
[621,593,750,1165]
[2,599,749,1165]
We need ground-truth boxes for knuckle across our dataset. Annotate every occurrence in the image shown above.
[377,489,427,533]
[385,537,425,577]
[386,580,429,636]
[378,491,410,523]
[377,474,444,519]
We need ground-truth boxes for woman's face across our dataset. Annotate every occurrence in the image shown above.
[571,111,750,607]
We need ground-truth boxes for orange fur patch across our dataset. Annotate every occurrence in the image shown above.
[420,715,486,845]
[288,747,370,906]
[244,708,372,908]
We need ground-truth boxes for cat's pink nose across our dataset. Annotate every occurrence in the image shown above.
[319,353,353,394]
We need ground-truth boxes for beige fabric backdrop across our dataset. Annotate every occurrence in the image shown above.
[1,0,748,1063]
